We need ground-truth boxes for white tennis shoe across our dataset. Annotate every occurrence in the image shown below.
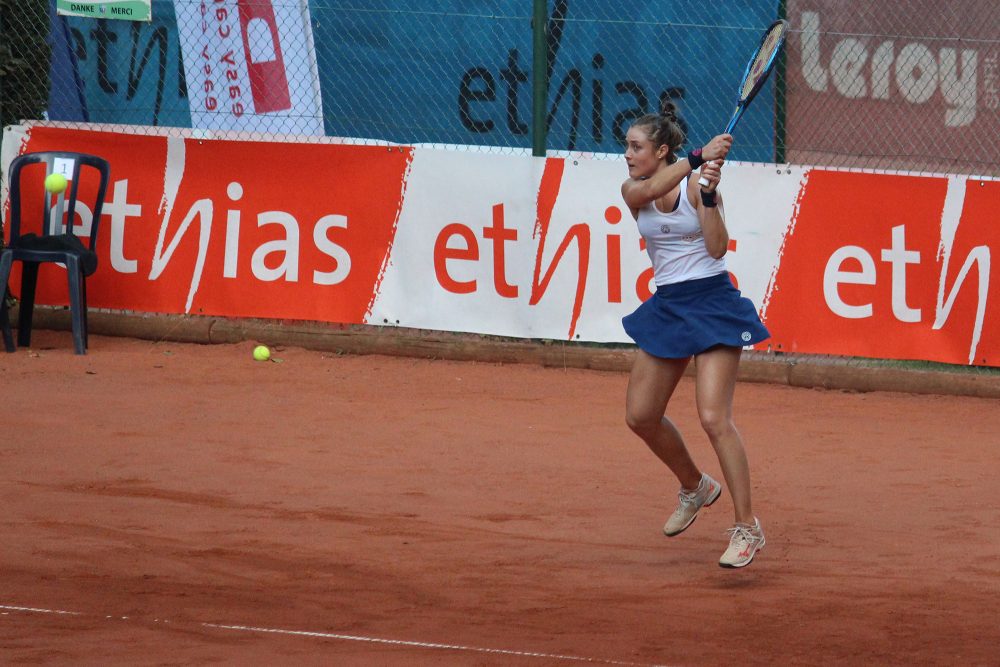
[719,517,765,568]
[662,473,722,537]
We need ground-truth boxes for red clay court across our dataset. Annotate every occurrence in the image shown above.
[2,331,998,665]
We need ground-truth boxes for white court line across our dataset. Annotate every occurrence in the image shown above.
[1,604,667,666]
[0,604,83,616]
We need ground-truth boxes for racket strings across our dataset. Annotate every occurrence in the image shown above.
[741,23,788,99]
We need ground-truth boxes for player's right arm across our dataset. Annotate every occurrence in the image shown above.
[621,134,733,211]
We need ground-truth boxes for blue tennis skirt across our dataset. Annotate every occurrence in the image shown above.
[622,272,770,359]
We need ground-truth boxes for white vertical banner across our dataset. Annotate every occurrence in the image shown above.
[174,0,324,135]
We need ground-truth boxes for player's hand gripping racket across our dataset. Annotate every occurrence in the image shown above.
[698,19,789,187]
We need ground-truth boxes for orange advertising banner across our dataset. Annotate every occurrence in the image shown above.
[761,171,999,366]
[7,126,412,324]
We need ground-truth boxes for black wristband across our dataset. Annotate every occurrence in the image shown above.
[687,148,705,170]
[700,189,717,208]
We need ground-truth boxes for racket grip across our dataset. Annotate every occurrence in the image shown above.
[697,159,719,188]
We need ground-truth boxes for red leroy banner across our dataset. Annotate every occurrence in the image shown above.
[762,171,999,366]
[3,125,411,323]
[785,1,999,173]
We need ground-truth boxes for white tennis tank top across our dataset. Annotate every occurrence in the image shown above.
[636,177,726,286]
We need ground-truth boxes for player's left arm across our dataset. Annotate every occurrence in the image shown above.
[691,161,729,259]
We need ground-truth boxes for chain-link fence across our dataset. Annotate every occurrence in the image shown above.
[3,1,998,174]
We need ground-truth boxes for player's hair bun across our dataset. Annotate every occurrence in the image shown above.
[659,99,679,123]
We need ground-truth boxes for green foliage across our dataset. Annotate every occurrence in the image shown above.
[0,0,51,241]
[0,0,53,129]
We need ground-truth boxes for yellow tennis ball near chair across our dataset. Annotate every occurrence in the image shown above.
[44,173,68,194]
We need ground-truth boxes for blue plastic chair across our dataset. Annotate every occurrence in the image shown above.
[0,151,110,354]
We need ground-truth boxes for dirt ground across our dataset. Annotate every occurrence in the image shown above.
[2,331,998,666]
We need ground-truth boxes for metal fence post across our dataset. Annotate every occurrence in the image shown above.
[0,3,6,133]
[775,0,787,165]
[531,0,548,157]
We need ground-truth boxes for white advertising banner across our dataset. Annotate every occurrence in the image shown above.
[174,0,324,135]
[370,149,799,343]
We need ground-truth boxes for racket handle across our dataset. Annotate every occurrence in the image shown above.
[697,159,718,188]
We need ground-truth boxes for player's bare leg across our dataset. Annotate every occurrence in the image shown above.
[693,346,753,524]
[625,349,701,489]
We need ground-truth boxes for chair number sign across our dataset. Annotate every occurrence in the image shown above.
[52,157,75,179]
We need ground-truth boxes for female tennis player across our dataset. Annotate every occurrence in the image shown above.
[620,100,769,568]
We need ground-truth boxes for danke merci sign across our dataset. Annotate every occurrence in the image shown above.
[56,0,152,22]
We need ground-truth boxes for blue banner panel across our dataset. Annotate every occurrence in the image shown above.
[47,0,191,127]
[310,1,781,160]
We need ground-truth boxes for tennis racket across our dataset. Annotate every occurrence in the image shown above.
[698,19,789,187]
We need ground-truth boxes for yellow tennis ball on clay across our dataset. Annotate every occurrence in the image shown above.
[44,173,68,194]
[253,345,271,362]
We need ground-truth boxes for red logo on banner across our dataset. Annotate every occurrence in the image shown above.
[238,0,292,113]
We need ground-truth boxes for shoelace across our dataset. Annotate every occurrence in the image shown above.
[725,525,756,547]
[726,526,753,542]
[676,487,699,508]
